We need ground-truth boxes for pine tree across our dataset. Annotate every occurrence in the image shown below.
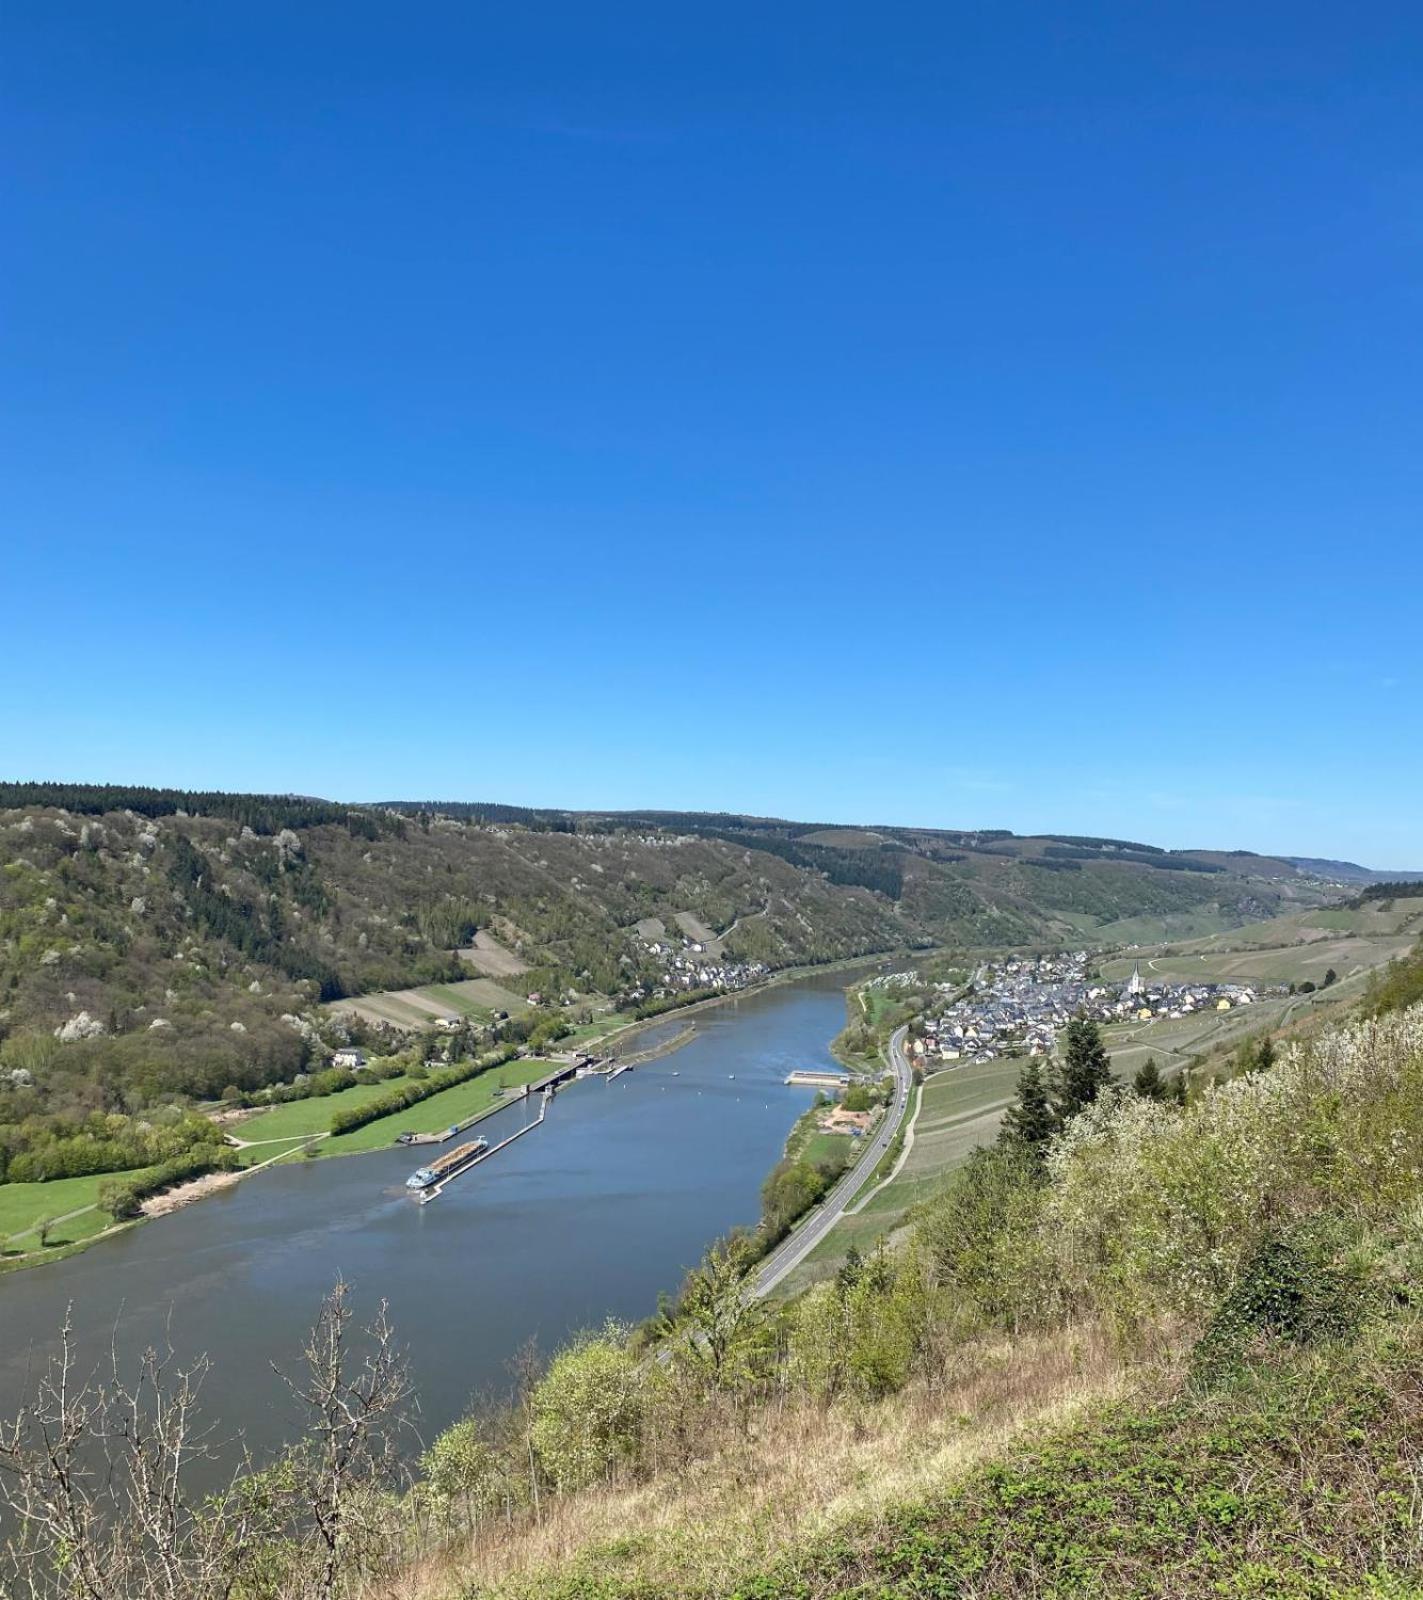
[1000,1057,1057,1158]
[1133,1059,1167,1100]
[1254,1035,1276,1073]
[1054,1016,1113,1122]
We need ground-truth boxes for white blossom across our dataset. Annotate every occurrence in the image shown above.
[54,1010,106,1042]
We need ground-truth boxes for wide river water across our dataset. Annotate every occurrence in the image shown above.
[0,968,865,1478]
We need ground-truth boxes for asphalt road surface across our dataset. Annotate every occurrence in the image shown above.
[754,1024,911,1297]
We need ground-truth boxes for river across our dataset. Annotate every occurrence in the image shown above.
[0,968,863,1479]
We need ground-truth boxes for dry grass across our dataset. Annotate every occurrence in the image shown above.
[457,933,529,979]
[385,1324,1136,1600]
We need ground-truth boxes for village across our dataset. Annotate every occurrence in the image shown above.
[909,950,1275,1069]
[619,932,771,1008]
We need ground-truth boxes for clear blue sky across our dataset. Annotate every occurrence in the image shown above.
[4,3,1421,864]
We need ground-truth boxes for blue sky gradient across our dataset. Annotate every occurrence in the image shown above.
[4,3,1421,862]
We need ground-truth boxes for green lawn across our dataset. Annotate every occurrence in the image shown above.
[233,1074,419,1142]
[801,1130,855,1169]
[564,1011,631,1048]
[320,1058,558,1154]
[0,1172,113,1249]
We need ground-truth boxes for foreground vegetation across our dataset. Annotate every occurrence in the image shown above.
[7,952,1423,1597]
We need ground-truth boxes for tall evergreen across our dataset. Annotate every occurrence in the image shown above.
[1132,1058,1167,1100]
[1000,1057,1057,1158]
[1054,1016,1113,1122]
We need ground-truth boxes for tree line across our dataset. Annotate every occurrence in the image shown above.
[0,782,400,838]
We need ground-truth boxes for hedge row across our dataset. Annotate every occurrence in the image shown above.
[98,1146,240,1221]
[327,1046,521,1136]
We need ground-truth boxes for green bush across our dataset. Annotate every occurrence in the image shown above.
[531,1327,645,1493]
[98,1146,240,1221]
[1192,1223,1379,1383]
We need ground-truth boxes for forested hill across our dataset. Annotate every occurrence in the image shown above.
[1,785,1333,1112]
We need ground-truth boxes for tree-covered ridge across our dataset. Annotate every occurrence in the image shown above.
[0,782,398,837]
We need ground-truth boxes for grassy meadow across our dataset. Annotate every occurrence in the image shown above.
[0,1172,113,1250]
[321,1058,557,1154]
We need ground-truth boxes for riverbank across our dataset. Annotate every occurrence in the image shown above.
[0,953,916,1279]
[0,970,862,1482]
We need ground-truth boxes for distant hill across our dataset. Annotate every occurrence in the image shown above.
[0,784,1338,1116]
[1284,856,1423,885]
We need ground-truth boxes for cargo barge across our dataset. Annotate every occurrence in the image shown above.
[405,1137,489,1192]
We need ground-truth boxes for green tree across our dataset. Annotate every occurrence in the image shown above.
[420,1417,511,1531]
[1054,1016,1113,1122]
[660,1235,770,1392]
[1132,1059,1167,1100]
[999,1058,1056,1158]
[530,1326,644,1493]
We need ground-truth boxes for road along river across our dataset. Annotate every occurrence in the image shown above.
[0,968,874,1482]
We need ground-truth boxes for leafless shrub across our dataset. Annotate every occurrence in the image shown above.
[0,1286,413,1600]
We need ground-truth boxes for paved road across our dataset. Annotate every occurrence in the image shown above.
[754,1024,912,1297]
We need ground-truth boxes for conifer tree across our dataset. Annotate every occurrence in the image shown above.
[1133,1058,1167,1100]
[1000,1057,1057,1158]
[1054,1016,1113,1122]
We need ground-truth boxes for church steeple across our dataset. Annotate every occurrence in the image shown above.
[1128,962,1145,997]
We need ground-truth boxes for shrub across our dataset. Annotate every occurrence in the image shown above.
[1192,1223,1378,1384]
[98,1146,239,1221]
[531,1327,645,1493]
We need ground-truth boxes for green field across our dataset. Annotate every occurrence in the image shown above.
[235,1058,562,1155]
[233,1074,421,1143]
[800,1130,855,1169]
[563,1010,634,1048]
[320,1057,558,1154]
[0,1172,113,1250]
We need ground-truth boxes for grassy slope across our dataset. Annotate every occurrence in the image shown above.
[422,1325,1129,1600]
[482,1319,1423,1600]
[723,1326,1423,1600]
